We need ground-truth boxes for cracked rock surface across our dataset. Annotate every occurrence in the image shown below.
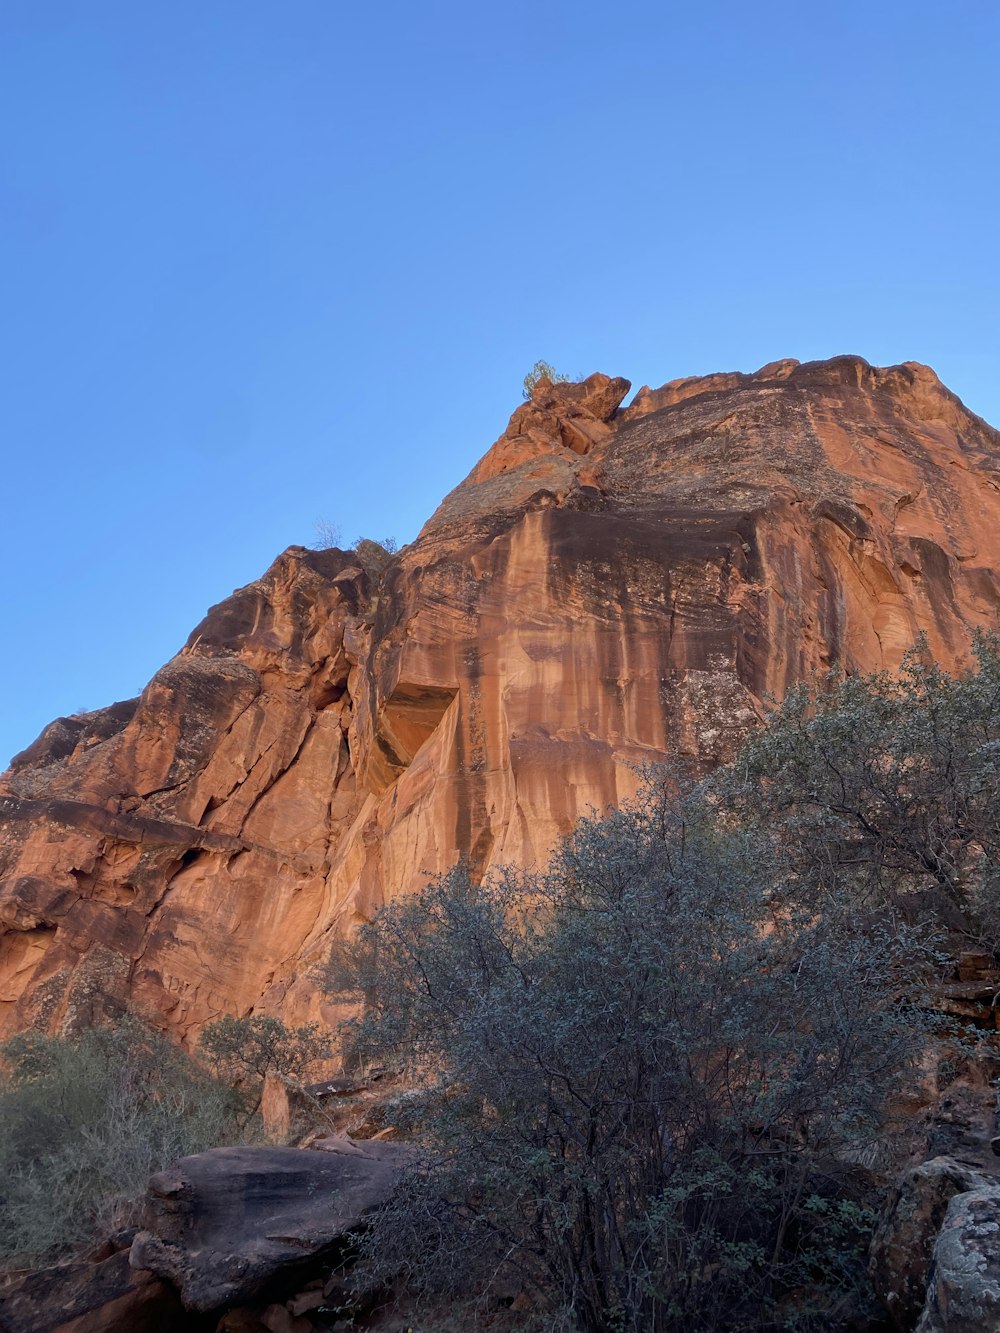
[916,1187,1000,1332]
[129,1142,406,1313]
[3,358,1000,1042]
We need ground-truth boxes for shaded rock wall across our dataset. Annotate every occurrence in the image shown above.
[3,356,1000,1044]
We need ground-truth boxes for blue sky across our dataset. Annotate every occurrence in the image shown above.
[2,1,998,765]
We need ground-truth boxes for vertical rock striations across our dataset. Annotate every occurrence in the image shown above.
[3,357,1000,1042]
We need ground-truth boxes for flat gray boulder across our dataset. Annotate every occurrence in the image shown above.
[129,1142,405,1312]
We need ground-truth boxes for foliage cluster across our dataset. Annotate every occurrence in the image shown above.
[522,359,571,399]
[309,517,399,566]
[718,632,1000,932]
[0,1017,245,1266]
[199,1013,331,1115]
[328,778,935,1330]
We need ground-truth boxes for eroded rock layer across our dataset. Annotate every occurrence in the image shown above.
[3,356,1000,1043]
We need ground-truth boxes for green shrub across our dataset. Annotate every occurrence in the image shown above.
[522,359,571,399]
[350,535,399,579]
[0,1017,245,1266]
[326,776,934,1331]
[199,1014,331,1114]
[714,631,1000,929]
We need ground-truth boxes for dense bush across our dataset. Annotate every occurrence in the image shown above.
[199,1013,331,1114]
[327,776,934,1331]
[0,1017,245,1266]
[715,632,1000,930]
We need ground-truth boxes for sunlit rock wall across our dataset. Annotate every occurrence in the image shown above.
[3,356,999,1043]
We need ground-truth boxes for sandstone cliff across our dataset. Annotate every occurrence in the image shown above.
[3,355,1000,1044]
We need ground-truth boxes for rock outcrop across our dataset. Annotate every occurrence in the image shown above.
[129,1142,405,1312]
[0,1242,191,1333]
[870,1157,997,1330]
[916,1187,1000,1332]
[3,356,1000,1043]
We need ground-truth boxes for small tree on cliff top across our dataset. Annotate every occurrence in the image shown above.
[523,358,571,398]
[311,516,342,550]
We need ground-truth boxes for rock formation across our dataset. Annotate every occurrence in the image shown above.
[871,1157,998,1329]
[130,1142,406,1312]
[0,1244,189,1333]
[0,1140,406,1332]
[3,355,1000,1045]
[916,1186,1000,1332]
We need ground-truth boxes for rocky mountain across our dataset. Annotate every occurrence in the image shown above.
[3,355,1000,1046]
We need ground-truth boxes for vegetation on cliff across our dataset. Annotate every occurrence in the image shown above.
[720,631,1000,929]
[0,1018,246,1266]
[522,358,571,398]
[3,638,999,1325]
[326,637,1000,1331]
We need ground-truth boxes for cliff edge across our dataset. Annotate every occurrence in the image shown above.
[3,355,1000,1043]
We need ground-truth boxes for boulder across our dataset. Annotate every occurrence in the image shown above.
[260,1073,331,1143]
[0,1247,190,1333]
[129,1143,405,1313]
[916,1187,1000,1332]
[870,1156,994,1330]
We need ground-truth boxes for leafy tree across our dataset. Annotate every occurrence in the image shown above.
[199,1014,331,1114]
[0,1017,244,1266]
[326,777,933,1331]
[713,632,1000,932]
[523,359,571,399]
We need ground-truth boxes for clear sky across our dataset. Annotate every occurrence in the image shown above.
[2,1,998,766]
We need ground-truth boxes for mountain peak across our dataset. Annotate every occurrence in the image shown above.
[3,357,1000,1042]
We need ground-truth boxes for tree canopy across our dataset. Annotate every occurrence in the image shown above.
[328,772,937,1329]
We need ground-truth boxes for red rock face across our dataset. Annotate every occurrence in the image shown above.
[3,356,1000,1044]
